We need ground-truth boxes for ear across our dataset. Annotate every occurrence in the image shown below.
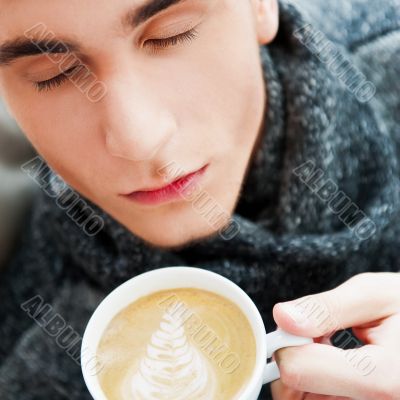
[253,0,279,45]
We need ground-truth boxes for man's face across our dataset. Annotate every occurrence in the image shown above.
[0,0,278,248]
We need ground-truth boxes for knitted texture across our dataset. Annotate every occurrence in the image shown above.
[1,1,399,399]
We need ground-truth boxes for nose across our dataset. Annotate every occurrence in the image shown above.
[102,74,177,162]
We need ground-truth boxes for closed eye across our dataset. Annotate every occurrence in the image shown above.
[32,28,198,92]
[144,28,198,53]
[33,65,82,92]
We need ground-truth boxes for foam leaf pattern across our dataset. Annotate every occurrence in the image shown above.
[130,311,217,399]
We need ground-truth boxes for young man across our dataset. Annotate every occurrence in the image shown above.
[0,0,399,399]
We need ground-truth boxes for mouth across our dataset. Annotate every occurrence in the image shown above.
[121,164,209,206]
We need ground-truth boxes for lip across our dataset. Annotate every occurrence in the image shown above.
[122,164,209,206]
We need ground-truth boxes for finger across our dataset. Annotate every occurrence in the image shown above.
[318,335,332,346]
[353,317,386,330]
[274,342,400,400]
[270,379,305,400]
[305,394,351,400]
[352,312,400,351]
[273,273,400,338]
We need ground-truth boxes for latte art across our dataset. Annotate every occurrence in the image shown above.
[130,311,216,399]
[97,288,256,400]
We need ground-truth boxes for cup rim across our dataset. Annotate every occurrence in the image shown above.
[81,266,267,399]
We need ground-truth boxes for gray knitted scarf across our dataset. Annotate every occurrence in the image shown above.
[1,1,399,399]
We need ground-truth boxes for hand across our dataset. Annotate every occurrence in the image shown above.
[270,272,400,400]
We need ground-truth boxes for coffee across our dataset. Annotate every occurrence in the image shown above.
[96,288,257,399]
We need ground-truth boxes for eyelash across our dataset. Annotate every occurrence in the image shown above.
[144,28,198,53]
[33,28,198,92]
[34,65,80,92]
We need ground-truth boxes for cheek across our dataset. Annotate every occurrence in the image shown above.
[3,86,99,189]
[163,11,264,151]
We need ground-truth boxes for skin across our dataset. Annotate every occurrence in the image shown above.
[1,2,399,399]
[0,0,279,249]
[272,273,400,400]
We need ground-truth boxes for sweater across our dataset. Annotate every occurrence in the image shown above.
[0,99,37,270]
[1,1,400,399]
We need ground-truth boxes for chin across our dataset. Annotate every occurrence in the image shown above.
[113,191,238,250]
[133,219,225,251]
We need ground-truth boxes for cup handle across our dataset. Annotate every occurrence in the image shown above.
[262,328,313,384]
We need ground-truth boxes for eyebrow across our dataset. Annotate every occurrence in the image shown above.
[123,0,186,29]
[0,0,186,66]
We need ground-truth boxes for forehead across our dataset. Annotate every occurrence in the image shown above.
[0,0,212,66]
[0,0,204,58]
[0,2,96,39]
[0,0,146,44]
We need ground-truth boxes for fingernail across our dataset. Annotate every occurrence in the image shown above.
[280,303,308,326]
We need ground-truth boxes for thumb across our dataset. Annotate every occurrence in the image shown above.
[272,290,342,338]
[273,273,400,338]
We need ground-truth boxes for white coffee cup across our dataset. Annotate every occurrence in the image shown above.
[81,266,312,399]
